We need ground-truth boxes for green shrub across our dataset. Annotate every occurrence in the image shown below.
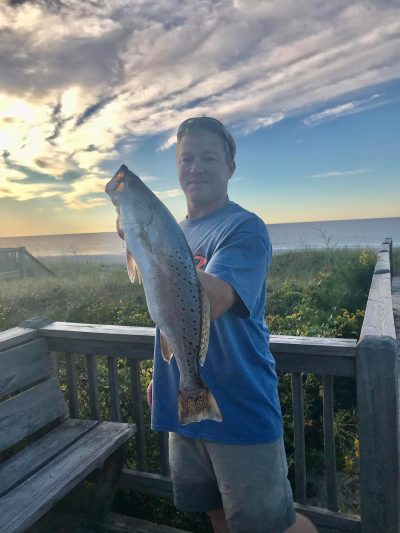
[0,247,377,524]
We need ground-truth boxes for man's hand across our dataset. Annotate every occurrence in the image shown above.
[147,379,153,408]
[197,269,238,320]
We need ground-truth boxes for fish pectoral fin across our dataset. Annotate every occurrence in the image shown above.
[198,283,210,367]
[160,331,174,363]
[126,251,142,284]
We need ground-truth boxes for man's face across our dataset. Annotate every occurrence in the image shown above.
[176,129,235,212]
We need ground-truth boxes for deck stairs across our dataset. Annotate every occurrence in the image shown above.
[0,247,54,279]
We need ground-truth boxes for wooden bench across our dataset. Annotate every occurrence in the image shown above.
[0,333,135,532]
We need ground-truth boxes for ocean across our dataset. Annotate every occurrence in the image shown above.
[0,217,398,261]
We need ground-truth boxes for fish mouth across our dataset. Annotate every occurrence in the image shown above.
[105,164,129,198]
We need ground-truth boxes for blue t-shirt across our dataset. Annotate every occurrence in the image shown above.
[151,201,283,444]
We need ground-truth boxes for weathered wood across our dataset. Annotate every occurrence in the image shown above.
[17,247,27,277]
[19,317,53,329]
[393,277,400,341]
[159,432,170,477]
[130,360,147,471]
[356,336,400,533]
[39,322,357,375]
[40,322,356,354]
[108,356,121,422]
[275,351,356,377]
[0,338,52,397]
[40,322,156,345]
[360,270,395,340]
[45,336,155,359]
[323,375,338,512]
[271,336,357,356]
[0,419,98,498]
[119,469,173,499]
[0,270,21,279]
[383,237,393,279]
[295,503,361,532]
[291,372,307,503]
[65,353,80,418]
[86,353,101,420]
[373,250,391,274]
[118,470,361,531]
[86,443,129,520]
[0,327,38,351]
[0,377,68,453]
[103,512,191,533]
[25,249,55,276]
[30,510,191,533]
[0,421,134,533]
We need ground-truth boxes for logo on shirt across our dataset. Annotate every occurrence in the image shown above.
[194,249,207,270]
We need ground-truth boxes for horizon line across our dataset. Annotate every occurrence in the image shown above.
[1,215,399,239]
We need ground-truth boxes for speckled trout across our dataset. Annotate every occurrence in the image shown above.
[105,164,222,425]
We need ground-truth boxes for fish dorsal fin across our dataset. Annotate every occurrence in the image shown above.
[198,283,210,367]
[160,331,174,363]
[126,251,142,284]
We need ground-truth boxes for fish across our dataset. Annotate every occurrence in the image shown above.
[105,164,222,425]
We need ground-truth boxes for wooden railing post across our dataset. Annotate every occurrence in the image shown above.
[17,247,27,277]
[356,336,400,533]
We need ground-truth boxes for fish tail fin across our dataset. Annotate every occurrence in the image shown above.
[178,388,222,425]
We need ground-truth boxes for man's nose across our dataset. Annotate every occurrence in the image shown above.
[189,157,205,174]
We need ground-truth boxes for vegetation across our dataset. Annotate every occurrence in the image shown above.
[1,246,398,530]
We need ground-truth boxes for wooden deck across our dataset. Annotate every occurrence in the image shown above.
[1,238,398,532]
[30,511,190,532]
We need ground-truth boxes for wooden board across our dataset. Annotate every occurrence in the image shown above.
[0,327,38,352]
[0,421,134,533]
[270,336,357,355]
[0,377,68,452]
[0,338,53,397]
[39,322,357,376]
[29,510,191,533]
[0,419,98,497]
[360,272,395,339]
[356,336,400,532]
[118,471,361,531]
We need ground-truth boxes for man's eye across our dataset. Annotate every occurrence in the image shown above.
[204,156,216,162]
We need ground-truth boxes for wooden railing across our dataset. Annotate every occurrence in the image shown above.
[0,247,54,279]
[1,238,398,532]
[355,238,399,533]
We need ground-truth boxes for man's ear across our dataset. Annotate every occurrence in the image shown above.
[228,160,236,179]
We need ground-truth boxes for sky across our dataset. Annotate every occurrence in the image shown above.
[0,0,399,237]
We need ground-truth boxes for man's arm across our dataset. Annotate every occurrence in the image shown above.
[197,269,238,321]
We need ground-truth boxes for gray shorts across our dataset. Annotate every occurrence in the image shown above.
[168,433,296,533]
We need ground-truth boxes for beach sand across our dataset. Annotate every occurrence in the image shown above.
[42,253,126,265]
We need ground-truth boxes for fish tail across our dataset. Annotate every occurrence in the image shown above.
[178,388,222,425]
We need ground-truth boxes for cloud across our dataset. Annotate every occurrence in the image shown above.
[311,168,372,178]
[0,0,399,208]
[153,189,183,199]
[141,175,160,183]
[241,113,285,134]
[303,94,393,126]
[0,166,66,201]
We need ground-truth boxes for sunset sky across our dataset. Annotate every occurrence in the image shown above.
[0,0,399,237]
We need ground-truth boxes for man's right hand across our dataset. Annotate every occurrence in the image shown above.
[147,379,153,408]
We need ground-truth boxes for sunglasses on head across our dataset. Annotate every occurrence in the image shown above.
[177,117,236,161]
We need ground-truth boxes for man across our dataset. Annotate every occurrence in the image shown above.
[147,117,318,533]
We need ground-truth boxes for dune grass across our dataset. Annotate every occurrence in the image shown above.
[0,246,396,526]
